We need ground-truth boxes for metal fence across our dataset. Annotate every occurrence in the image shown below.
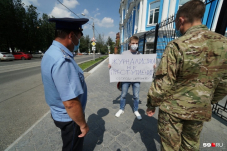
[138,0,227,121]
[139,0,218,55]
[138,15,176,67]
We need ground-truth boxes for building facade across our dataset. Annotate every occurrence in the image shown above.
[114,32,120,54]
[119,0,227,54]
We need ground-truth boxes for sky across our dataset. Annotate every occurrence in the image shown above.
[21,0,121,42]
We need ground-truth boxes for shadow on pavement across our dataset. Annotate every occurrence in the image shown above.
[83,108,109,151]
[113,93,160,150]
[131,109,160,151]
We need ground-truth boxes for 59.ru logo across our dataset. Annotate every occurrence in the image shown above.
[203,143,224,147]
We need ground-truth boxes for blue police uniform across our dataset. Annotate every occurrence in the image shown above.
[41,40,87,122]
[41,18,89,151]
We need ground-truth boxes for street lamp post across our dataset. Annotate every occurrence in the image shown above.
[107,45,110,54]
[81,13,96,60]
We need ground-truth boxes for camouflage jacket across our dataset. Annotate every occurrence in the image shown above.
[147,25,227,121]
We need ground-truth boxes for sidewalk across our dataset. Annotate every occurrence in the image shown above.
[6,59,227,151]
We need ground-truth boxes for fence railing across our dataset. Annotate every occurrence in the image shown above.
[138,0,227,121]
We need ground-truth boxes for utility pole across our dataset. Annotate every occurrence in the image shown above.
[92,22,96,60]
[81,13,96,60]
[108,45,110,54]
[92,22,95,41]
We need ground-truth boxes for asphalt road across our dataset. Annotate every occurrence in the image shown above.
[0,55,102,150]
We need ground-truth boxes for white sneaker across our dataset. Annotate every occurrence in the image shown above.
[134,111,142,120]
[115,109,124,117]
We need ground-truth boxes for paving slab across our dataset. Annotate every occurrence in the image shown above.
[5,59,227,151]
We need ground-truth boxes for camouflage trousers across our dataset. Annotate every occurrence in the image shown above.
[158,109,204,151]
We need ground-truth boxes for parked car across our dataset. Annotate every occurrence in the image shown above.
[32,52,44,58]
[82,52,88,55]
[13,52,32,60]
[0,52,14,61]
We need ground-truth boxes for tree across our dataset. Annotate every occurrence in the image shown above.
[85,35,90,53]
[23,5,39,52]
[37,13,55,52]
[0,0,55,53]
[96,34,106,54]
[106,36,115,54]
[0,0,26,52]
[78,35,90,53]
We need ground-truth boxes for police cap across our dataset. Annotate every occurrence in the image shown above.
[49,18,89,35]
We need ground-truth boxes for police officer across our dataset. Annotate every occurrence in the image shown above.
[146,0,227,150]
[41,18,89,151]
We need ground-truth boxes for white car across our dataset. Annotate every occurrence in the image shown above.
[0,52,14,61]
[32,52,44,58]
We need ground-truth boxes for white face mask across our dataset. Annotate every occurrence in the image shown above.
[130,44,138,51]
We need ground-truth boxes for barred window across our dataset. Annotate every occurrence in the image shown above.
[148,1,160,25]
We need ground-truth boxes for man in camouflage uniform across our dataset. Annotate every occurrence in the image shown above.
[146,0,227,150]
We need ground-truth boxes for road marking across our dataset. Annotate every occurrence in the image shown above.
[4,57,106,151]
[4,111,51,151]
[0,56,100,74]
[0,62,41,74]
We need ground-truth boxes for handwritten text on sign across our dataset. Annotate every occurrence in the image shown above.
[109,54,156,82]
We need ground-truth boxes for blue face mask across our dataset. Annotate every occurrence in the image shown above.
[72,34,80,51]
[73,39,80,51]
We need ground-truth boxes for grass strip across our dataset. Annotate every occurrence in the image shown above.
[78,56,108,70]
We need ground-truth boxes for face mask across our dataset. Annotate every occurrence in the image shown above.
[130,44,138,51]
[72,34,80,51]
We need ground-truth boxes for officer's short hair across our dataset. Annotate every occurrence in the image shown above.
[176,0,205,23]
[55,30,81,39]
[129,36,139,43]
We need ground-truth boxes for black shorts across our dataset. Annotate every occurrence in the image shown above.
[53,120,84,151]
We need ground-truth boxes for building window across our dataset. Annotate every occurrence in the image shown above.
[148,1,160,25]
[145,43,154,54]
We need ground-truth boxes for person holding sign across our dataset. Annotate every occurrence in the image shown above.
[109,36,143,120]
[146,0,227,150]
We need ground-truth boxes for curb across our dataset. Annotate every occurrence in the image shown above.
[83,60,103,72]
[83,56,108,72]
[77,58,94,65]
[5,111,50,151]
[4,56,109,151]
[88,57,109,74]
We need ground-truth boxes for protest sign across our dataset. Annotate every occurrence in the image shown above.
[109,54,156,82]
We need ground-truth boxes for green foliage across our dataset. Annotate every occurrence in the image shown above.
[0,0,55,53]
[92,35,115,54]
[79,35,90,53]
[95,34,105,54]
[78,56,108,70]
[0,0,116,55]
[106,36,115,54]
